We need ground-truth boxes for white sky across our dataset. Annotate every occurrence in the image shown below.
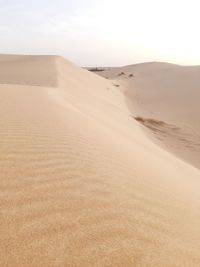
[0,0,200,66]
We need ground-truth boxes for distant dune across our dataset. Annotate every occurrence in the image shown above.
[1,55,200,267]
[98,62,200,169]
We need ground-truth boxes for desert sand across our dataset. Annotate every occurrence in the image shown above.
[0,55,200,267]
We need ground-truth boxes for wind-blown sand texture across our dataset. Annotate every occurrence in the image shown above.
[1,55,200,267]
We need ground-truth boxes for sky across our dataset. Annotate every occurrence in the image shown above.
[0,0,200,66]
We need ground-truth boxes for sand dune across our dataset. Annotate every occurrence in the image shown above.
[99,62,200,169]
[1,55,200,266]
[0,54,58,87]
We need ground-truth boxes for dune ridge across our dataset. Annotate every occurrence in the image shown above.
[1,55,200,266]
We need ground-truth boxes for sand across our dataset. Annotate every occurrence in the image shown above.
[0,55,200,267]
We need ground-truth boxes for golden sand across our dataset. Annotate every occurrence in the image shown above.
[0,55,200,266]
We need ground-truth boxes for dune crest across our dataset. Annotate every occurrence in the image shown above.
[1,55,200,266]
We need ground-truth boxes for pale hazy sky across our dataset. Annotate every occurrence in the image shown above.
[0,0,200,66]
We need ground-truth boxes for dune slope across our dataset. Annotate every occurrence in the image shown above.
[1,55,200,267]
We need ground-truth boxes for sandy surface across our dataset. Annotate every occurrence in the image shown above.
[1,55,200,266]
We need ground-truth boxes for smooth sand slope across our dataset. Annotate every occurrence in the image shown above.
[1,55,200,267]
[99,62,200,169]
